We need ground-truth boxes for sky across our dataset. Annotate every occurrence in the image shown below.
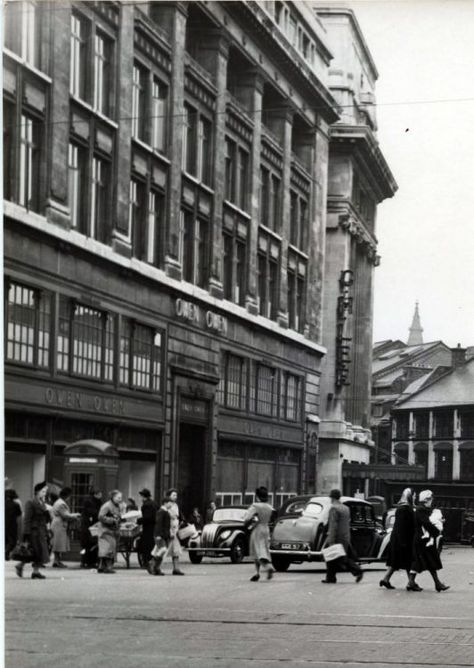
[343,0,474,347]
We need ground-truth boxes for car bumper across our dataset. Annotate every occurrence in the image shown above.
[270,548,324,562]
[187,547,231,553]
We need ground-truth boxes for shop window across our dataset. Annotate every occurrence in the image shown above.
[57,298,114,382]
[4,1,41,69]
[5,281,51,368]
[120,319,162,393]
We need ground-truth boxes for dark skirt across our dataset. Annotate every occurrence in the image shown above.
[386,536,413,570]
[412,540,442,573]
[30,529,50,566]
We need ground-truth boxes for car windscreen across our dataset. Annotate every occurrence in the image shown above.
[302,502,324,518]
[213,508,246,522]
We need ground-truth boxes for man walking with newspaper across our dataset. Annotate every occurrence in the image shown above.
[322,489,363,584]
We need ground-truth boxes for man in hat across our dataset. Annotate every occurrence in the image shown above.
[322,489,363,584]
[138,488,158,565]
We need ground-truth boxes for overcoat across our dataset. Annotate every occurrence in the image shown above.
[244,501,274,561]
[80,495,101,549]
[23,498,50,565]
[327,501,351,550]
[411,505,442,573]
[51,498,76,552]
[154,507,171,542]
[97,500,121,559]
[140,497,158,557]
[386,504,415,570]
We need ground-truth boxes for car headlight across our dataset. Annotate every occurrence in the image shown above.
[220,530,231,540]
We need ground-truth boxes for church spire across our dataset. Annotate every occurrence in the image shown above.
[407,301,424,346]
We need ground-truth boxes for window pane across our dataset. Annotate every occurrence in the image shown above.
[57,296,70,373]
[72,305,104,379]
[146,190,163,266]
[132,64,146,140]
[152,79,167,153]
[256,365,274,416]
[226,354,246,409]
[70,13,87,99]
[91,157,109,242]
[119,318,131,385]
[94,33,110,115]
[6,283,38,366]
[132,324,152,389]
[19,115,39,211]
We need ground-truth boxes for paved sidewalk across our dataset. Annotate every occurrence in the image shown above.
[5,546,474,667]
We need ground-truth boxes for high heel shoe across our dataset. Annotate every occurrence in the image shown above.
[406,582,423,591]
[435,583,450,592]
[379,580,395,589]
[250,574,260,582]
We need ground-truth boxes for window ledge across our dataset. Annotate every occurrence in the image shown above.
[223,200,251,220]
[70,94,119,129]
[182,171,214,194]
[3,48,52,84]
[132,136,170,164]
[288,244,309,260]
[259,224,282,242]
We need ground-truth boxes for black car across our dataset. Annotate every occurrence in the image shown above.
[187,506,250,564]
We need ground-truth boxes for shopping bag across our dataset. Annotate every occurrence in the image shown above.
[10,542,34,563]
[178,523,197,542]
[151,544,168,559]
[321,543,346,562]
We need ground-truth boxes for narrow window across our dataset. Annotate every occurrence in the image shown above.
[152,78,167,153]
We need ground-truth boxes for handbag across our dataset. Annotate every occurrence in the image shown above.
[321,543,346,562]
[177,523,197,542]
[10,542,35,563]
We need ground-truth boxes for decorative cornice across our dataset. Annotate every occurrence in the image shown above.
[338,213,379,265]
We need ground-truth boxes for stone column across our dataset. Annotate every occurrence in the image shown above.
[452,441,460,480]
[45,4,71,229]
[306,116,329,343]
[233,72,264,315]
[196,31,230,299]
[427,442,435,479]
[163,2,188,280]
[408,441,415,465]
[111,2,134,257]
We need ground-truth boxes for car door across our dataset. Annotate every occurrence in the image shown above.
[347,502,376,558]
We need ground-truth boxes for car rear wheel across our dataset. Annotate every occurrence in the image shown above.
[272,555,290,572]
[189,552,203,564]
[230,538,245,564]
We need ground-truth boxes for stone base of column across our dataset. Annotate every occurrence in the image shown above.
[208,277,224,300]
[111,232,132,259]
[277,311,289,329]
[164,255,182,281]
[245,295,259,316]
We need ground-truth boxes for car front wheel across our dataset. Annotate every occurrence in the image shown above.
[189,552,203,564]
[272,555,290,572]
[230,538,245,564]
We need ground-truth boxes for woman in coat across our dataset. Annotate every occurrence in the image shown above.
[166,488,185,575]
[97,490,122,574]
[51,487,80,568]
[380,487,418,590]
[244,486,275,582]
[408,489,450,592]
[80,487,103,568]
[16,481,50,579]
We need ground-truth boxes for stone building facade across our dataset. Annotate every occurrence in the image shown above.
[4,0,342,514]
[312,8,397,494]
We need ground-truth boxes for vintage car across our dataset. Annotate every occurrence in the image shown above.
[276,495,314,519]
[187,506,250,564]
[270,495,389,571]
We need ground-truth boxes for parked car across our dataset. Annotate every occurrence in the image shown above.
[270,495,388,571]
[275,495,314,519]
[187,506,250,564]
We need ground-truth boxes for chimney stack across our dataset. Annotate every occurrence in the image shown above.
[451,343,466,368]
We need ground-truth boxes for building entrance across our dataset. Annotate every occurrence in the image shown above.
[177,423,207,518]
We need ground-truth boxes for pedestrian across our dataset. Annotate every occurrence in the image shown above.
[166,488,185,575]
[5,489,22,560]
[97,490,122,574]
[187,506,204,531]
[380,487,418,590]
[322,489,363,584]
[244,486,275,582]
[148,496,173,575]
[408,489,450,592]
[205,500,216,524]
[138,488,158,565]
[51,487,80,568]
[15,481,50,579]
[80,487,102,568]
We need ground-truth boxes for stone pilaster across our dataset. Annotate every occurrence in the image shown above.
[452,441,460,480]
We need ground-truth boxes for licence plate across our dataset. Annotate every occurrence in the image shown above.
[281,543,301,550]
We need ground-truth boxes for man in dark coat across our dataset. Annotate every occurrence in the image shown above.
[138,488,158,566]
[80,487,102,568]
[148,497,172,575]
[322,489,363,584]
[5,489,22,560]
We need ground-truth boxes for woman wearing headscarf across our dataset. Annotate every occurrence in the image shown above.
[51,487,80,568]
[80,487,103,568]
[244,486,275,582]
[16,482,50,579]
[97,490,122,574]
[409,489,449,592]
[379,487,418,590]
[166,488,185,575]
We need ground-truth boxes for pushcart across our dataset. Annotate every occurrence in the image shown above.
[118,521,144,568]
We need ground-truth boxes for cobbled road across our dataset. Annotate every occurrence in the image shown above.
[5,546,474,667]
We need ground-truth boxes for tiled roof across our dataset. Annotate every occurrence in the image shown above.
[395,359,474,409]
[372,341,445,375]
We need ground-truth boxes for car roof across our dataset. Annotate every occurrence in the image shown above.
[307,496,373,506]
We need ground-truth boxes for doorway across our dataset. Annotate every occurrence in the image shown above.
[177,423,207,518]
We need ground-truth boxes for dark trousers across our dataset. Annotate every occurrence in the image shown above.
[326,554,362,581]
